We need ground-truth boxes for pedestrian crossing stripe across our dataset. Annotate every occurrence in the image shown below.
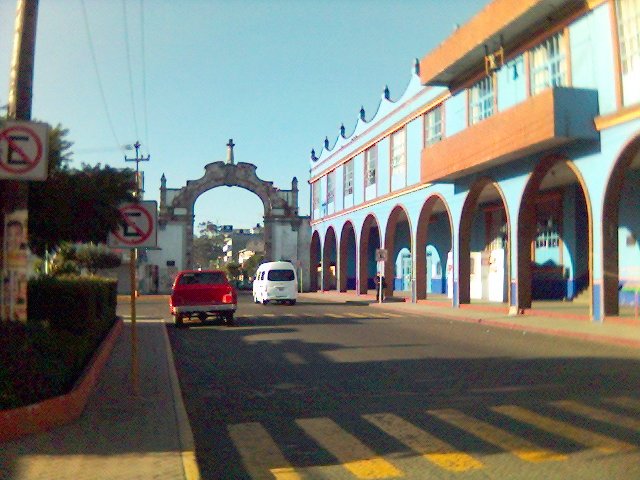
[427,408,567,462]
[295,417,403,479]
[492,405,636,453]
[325,313,343,318]
[227,422,301,480]
[604,396,640,412]
[346,312,370,318]
[551,400,640,432]
[363,413,483,472]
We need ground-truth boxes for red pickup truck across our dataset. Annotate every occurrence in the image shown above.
[169,270,237,327]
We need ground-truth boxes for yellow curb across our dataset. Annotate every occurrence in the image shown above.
[161,322,202,480]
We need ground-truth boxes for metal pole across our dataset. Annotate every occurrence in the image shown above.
[130,247,139,395]
[1,0,39,322]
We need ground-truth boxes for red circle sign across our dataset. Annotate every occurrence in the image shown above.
[113,204,154,246]
[0,125,44,174]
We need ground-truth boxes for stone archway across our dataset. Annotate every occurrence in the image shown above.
[156,142,311,290]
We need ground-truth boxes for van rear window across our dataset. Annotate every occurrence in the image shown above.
[178,272,227,285]
[267,269,295,281]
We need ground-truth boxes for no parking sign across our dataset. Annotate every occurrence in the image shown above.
[108,201,158,249]
[0,121,49,180]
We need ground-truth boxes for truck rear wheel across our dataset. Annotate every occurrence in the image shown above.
[224,312,235,326]
[174,314,184,327]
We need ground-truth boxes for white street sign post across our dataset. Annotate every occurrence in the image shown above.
[375,248,387,304]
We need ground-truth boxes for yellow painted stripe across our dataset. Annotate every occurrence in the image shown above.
[325,313,343,318]
[347,313,370,318]
[384,313,402,318]
[363,413,483,472]
[296,417,403,479]
[227,422,301,480]
[181,450,202,480]
[262,313,276,318]
[551,400,640,431]
[427,409,566,462]
[492,405,636,453]
[604,396,640,412]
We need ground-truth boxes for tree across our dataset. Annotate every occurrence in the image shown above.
[242,253,264,280]
[225,261,242,281]
[75,243,122,275]
[192,235,225,269]
[27,127,135,256]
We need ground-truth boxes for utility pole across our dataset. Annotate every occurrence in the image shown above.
[1,0,39,321]
[124,141,149,396]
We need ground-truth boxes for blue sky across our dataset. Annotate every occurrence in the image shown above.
[1,0,488,230]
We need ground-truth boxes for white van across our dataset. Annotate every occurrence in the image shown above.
[253,261,297,305]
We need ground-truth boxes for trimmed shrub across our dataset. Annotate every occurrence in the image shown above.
[0,276,117,409]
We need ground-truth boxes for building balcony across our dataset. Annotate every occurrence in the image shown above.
[420,87,599,183]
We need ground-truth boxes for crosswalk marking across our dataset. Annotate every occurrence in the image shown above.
[551,400,640,431]
[295,417,403,479]
[227,422,301,480]
[363,413,483,472]
[283,352,307,365]
[346,312,369,318]
[427,408,566,462]
[492,405,636,453]
[384,313,402,318]
[325,313,343,318]
[603,396,640,412]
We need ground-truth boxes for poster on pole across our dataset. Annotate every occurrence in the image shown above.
[108,201,158,249]
[0,121,49,180]
[1,210,28,321]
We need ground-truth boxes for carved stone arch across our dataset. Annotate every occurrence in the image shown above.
[162,161,302,270]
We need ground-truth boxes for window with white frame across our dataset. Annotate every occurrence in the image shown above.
[424,105,443,146]
[326,171,335,203]
[529,32,567,96]
[365,144,377,187]
[312,181,320,210]
[616,0,640,105]
[391,129,406,174]
[343,160,354,196]
[468,76,494,125]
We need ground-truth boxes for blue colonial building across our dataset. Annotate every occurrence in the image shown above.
[308,0,639,322]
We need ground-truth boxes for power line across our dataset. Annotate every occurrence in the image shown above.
[80,0,124,153]
[122,0,139,141]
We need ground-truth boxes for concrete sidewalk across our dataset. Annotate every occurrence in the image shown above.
[299,291,640,349]
[0,321,199,480]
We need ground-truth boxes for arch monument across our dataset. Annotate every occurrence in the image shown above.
[146,141,311,293]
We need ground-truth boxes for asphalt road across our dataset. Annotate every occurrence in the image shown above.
[151,293,640,479]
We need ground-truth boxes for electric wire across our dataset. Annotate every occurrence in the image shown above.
[122,0,140,142]
[79,0,124,153]
[140,0,150,153]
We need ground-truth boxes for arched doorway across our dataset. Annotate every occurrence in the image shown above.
[603,136,640,317]
[359,214,381,294]
[459,178,510,305]
[323,227,337,291]
[310,230,322,292]
[384,206,412,299]
[518,157,591,311]
[415,195,453,301]
[339,222,357,292]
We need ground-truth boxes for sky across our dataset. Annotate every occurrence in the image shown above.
[0,0,489,231]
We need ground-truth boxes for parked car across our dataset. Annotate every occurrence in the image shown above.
[170,270,237,326]
[253,261,297,305]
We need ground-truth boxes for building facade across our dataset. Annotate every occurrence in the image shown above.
[308,0,640,321]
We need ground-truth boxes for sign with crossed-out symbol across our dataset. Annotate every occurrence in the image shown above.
[108,201,157,249]
[0,121,49,180]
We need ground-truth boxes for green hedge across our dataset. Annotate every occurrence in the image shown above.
[0,276,118,409]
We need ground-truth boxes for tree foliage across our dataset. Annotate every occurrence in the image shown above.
[242,253,264,279]
[75,244,122,274]
[225,261,242,281]
[27,126,135,256]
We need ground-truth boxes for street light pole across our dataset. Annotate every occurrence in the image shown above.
[124,141,149,396]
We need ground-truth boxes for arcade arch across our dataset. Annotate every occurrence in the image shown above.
[517,157,592,311]
[359,215,381,294]
[602,135,640,317]
[322,226,338,291]
[415,195,453,301]
[459,178,510,305]
[339,222,357,292]
[384,206,412,298]
[310,231,322,292]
